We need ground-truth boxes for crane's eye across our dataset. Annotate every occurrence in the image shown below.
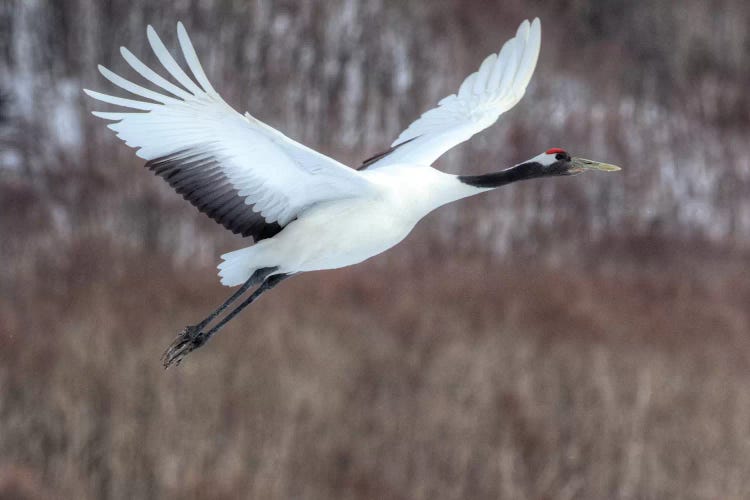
[555,153,565,160]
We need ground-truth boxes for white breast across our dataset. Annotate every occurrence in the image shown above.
[270,196,417,273]
[255,165,449,273]
[220,164,479,279]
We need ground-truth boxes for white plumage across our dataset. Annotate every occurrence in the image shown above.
[86,19,542,287]
[374,19,541,168]
[88,23,373,229]
[85,18,622,366]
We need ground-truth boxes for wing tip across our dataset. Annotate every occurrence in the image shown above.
[530,18,542,39]
[146,24,163,48]
[516,18,541,42]
[81,89,102,101]
[146,24,160,47]
[96,64,114,80]
[91,111,125,121]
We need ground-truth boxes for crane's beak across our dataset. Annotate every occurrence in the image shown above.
[570,157,621,174]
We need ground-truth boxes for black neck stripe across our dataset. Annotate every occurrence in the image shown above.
[458,162,543,188]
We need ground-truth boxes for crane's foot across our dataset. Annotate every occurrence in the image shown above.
[161,324,208,368]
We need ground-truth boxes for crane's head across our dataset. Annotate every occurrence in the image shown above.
[529,148,621,177]
[458,148,621,189]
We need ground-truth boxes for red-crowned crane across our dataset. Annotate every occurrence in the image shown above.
[85,18,620,367]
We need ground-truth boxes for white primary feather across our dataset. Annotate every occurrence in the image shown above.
[85,22,373,226]
[367,18,541,169]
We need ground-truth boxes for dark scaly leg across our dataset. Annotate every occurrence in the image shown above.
[162,268,287,368]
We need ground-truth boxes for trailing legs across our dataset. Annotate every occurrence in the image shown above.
[162,268,290,368]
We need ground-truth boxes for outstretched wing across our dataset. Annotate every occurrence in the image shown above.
[85,22,373,241]
[362,18,541,170]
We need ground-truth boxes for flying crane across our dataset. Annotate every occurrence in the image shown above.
[85,18,620,367]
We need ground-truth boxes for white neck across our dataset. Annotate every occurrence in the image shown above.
[363,165,490,219]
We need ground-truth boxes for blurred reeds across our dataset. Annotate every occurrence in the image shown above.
[2,244,750,499]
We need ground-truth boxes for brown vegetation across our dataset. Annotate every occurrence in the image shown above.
[2,243,750,499]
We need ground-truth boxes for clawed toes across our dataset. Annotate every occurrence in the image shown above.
[161,325,206,369]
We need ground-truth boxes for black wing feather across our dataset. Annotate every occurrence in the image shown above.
[145,148,284,241]
[357,136,420,170]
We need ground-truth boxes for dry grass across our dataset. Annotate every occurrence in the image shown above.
[2,243,749,500]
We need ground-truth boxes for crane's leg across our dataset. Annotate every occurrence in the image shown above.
[161,269,289,368]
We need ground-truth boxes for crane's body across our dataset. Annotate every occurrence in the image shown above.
[85,18,619,366]
[220,165,475,283]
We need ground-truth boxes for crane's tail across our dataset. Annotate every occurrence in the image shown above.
[217,243,277,287]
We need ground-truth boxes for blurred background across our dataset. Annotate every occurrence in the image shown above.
[2,0,750,498]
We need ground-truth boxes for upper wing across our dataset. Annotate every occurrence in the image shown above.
[85,22,373,241]
[362,18,541,170]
